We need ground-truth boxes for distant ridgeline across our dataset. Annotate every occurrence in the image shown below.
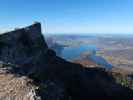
[0,22,132,99]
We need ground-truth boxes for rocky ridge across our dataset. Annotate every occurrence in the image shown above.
[0,22,133,100]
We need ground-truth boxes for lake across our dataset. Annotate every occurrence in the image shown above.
[57,44,112,70]
[59,44,97,60]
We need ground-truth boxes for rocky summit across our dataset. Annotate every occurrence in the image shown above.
[0,22,47,65]
[0,22,133,100]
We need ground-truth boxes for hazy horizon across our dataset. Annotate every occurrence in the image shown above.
[0,0,133,34]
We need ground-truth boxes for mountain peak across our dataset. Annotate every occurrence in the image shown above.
[0,22,132,99]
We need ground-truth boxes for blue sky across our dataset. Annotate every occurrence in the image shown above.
[0,0,133,34]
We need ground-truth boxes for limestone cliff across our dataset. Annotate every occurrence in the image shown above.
[0,22,47,65]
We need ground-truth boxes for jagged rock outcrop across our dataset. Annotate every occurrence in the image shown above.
[0,22,133,100]
[0,22,47,65]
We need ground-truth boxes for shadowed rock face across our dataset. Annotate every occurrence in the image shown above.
[0,23,48,65]
[0,22,133,100]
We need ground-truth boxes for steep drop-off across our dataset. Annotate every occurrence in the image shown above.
[0,22,133,100]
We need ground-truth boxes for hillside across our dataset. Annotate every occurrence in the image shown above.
[0,22,132,100]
